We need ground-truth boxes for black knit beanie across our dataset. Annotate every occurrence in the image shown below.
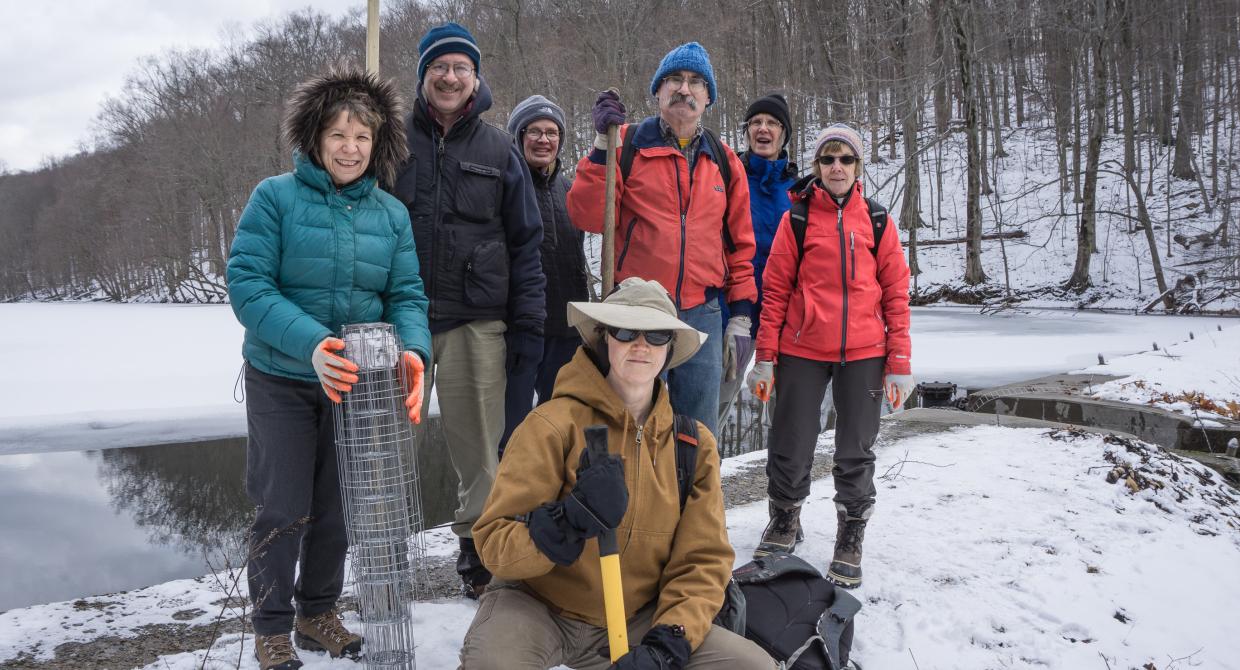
[744,93,792,148]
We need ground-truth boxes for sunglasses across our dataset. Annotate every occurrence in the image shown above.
[606,326,674,346]
[816,154,858,166]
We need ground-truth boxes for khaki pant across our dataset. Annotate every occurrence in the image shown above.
[458,585,776,669]
[422,320,507,538]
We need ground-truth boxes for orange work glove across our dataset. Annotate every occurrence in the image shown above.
[402,351,426,424]
[746,361,774,403]
[311,337,359,403]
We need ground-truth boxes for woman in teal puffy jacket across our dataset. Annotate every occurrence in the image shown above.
[225,67,430,670]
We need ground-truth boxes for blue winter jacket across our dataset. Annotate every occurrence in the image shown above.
[743,150,796,335]
[227,153,432,382]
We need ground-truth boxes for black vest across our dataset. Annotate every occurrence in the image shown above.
[532,162,588,337]
[393,102,512,324]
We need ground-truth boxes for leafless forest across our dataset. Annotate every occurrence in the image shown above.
[0,0,1237,310]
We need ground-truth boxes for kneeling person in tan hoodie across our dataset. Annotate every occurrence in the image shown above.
[459,278,774,669]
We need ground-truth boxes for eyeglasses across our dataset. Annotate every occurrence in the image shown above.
[747,119,783,130]
[606,326,674,346]
[524,129,560,141]
[426,62,475,79]
[816,154,858,166]
[663,74,708,93]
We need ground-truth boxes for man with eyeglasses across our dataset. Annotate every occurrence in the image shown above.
[392,21,545,600]
[567,41,757,439]
[499,95,588,457]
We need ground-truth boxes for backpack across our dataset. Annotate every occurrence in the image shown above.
[672,414,699,510]
[787,175,888,263]
[716,553,862,670]
[619,125,739,255]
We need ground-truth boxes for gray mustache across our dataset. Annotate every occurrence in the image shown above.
[670,94,698,110]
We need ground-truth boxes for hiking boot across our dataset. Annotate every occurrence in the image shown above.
[294,608,362,660]
[826,502,873,589]
[753,499,805,558]
[254,633,303,670]
[457,536,492,600]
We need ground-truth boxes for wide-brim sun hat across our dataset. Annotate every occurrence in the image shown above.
[567,278,706,370]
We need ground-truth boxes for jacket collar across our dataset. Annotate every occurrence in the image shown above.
[529,158,561,188]
[630,116,720,164]
[293,152,376,199]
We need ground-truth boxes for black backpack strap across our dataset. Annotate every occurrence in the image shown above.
[702,129,737,255]
[619,124,639,182]
[673,414,699,511]
[821,586,863,669]
[865,196,888,257]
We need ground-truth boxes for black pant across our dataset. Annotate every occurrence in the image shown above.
[499,335,580,458]
[766,355,885,506]
[244,364,347,636]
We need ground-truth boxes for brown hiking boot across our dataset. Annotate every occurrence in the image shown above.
[826,502,873,589]
[254,633,303,670]
[294,608,363,660]
[753,499,805,558]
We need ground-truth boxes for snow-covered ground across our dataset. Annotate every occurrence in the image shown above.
[1,302,1229,454]
[0,304,1237,668]
[2,425,1236,669]
[1077,322,1240,423]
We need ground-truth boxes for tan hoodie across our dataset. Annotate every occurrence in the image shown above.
[472,348,733,649]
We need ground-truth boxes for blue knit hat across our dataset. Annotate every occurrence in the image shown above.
[649,42,717,106]
[417,22,481,81]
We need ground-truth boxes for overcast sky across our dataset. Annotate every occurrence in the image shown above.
[0,1,362,173]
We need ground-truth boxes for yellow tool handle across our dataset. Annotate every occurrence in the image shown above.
[599,552,628,661]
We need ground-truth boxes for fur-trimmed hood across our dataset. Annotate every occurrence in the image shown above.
[282,66,408,188]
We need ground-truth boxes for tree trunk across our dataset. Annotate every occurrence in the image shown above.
[950,0,987,285]
[1067,2,1110,292]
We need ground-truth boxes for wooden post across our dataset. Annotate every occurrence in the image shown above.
[601,123,620,296]
[366,0,380,75]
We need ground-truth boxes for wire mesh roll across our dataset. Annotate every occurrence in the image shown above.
[333,322,428,669]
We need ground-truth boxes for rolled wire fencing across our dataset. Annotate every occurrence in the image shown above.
[333,322,429,669]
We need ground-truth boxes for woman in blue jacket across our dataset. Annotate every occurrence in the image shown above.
[718,94,798,426]
[740,93,798,335]
[226,67,431,670]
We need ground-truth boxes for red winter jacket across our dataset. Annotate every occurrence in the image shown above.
[567,117,758,310]
[754,179,911,375]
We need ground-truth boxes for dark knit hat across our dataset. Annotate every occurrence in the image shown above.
[416,22,481,81]
[745,93,792,148]
[506,94,566,138]
[649,42,717,106]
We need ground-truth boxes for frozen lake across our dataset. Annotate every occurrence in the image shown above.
[1,302,1228,454]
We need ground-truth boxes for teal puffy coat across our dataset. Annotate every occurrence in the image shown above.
[227,154,431,382]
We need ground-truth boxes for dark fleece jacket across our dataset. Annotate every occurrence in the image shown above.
[282,66,409,189]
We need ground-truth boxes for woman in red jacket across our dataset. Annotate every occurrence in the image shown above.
[745,123,913,589]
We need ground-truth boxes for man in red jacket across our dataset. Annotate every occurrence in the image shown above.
[568,42,757,437]
[746,123,913,589]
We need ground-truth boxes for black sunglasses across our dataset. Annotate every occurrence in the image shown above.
[816,154,858,166]
[606,326,674,346]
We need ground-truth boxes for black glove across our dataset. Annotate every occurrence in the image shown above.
[610,625,692,670]
[592,90,627,134]
[562,441,628,538]
[525,502,585,566]
[506,328,544,375]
